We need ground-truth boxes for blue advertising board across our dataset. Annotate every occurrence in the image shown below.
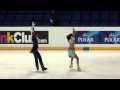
[75,31,99,44]
[99,31,120,44]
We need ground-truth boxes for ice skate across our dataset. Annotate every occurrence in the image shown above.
[69,64,73,68]
[42,67,48,71]
[36,66,39,71]
[77,66,81,71]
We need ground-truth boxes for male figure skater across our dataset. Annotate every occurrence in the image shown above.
[30,22,47,71]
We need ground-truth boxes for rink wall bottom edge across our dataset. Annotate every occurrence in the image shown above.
[0,47,120,50]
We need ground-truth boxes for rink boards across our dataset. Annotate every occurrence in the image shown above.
[0,27,120,50]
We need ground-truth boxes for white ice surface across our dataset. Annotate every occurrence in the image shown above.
[0,50,120,79]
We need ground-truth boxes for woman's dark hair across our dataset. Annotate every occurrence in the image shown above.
[66,34,73,41]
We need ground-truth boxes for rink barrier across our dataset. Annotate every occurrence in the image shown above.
[0,47,83,50]
[1,27,120,51]
[0,47,120,50]
[90,47,120,50]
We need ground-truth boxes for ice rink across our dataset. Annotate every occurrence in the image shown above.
[0,50,120,79]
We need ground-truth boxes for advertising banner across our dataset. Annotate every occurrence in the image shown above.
[99,31,120,44]
[75,31,99,44]
[0,31,49,44]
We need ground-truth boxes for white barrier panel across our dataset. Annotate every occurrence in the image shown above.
[0,27,120,48]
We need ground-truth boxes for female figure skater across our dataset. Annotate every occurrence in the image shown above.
[30,22,47,71]
[66,28,81,71]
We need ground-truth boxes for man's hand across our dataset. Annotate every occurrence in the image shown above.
[32,21,36,27]
[50,19,54,23]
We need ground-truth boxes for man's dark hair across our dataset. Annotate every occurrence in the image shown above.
[66,34,73,41]
[34,32,39,35]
